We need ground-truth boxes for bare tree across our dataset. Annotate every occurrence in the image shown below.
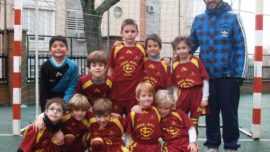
[80,0,120,53]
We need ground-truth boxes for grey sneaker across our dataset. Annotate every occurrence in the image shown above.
[224,149,237,152]
[205,148,219,152]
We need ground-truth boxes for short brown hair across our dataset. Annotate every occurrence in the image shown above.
[171,36,191,51]
[45,97,66,111]
[135,82,155,100]
[87,51,108,67]
[69,94,90,111]
[145,34,162,49]
[92,98,112,116]
[155,90,175,109]
[121,18,138,31]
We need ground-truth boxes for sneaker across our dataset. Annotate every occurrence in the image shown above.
[205,148,219,152]
[224,149,237,152]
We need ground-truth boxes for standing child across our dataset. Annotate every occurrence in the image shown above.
[18,98,65,152]
[40,35,78,112]
[143,34,172,91]
[76,51,112,106]
[155,90,197,152]
[171,36,209,129]
[126,82,161,152]
[108,18,146,115]
[87,98,128,152]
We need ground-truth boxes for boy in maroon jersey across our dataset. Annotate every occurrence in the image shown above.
[61,94,91,152]
[156,90,198,152]
[108,18,146,115]
[76,51,112,107]
[126,82,161,152]
[143,34,172,91]
[18,98,65,152]
[87,98,128,152]
[33,94,91,152]
[171,36,209,129]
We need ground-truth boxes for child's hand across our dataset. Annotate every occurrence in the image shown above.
[33,117,45,132]
[52,130,65,145]
[131,105,142,113]
[111,113,121,118]
[188,142,198,152]
[113,40,123,46]
[201,100,208,107]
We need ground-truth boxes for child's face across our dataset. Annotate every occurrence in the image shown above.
[50,40,68,59]
[157,105,171,118]
[121,25,138,44]
[45,103,64,124]
[96,114,110,127]
[89,62,106,80]
[173,41,190,60]
[137,91,154,109]
[71,109,87,121]
[146,40,160,57]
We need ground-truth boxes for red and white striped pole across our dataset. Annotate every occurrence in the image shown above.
[13,0,22,135]
[252,0,263,139]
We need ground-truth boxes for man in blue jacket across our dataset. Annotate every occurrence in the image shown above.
[190,0,247,152]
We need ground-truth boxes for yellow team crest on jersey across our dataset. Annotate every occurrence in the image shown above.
[140,126,153,138]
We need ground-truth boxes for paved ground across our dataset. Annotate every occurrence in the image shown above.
[1,94,269,151]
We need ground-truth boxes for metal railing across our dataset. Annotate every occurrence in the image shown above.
[0,53,8,83]
[27,54,87,82]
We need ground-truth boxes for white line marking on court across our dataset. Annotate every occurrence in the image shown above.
[198,138,270,142]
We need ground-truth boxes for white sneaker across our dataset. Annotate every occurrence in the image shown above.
[224,149,237,152]
[205,148,219,152]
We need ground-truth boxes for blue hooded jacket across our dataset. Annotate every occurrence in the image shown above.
[190,2,247,79]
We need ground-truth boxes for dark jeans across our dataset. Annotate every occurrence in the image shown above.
[204,78,241,150]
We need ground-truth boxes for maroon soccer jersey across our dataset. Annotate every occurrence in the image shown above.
[126,107,161,143]
[61,113,90,152]
[172,56,209,89]
[108,43,146,101]
[88,115,126,151]
[144,59,172,91]
[76,74,112,105]
[160,110,193,141]
[19,125,63,152]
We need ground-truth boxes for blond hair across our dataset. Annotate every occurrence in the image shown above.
[68,94,90,111]
[93,98,112,116]
[135,82,155,99]
[155,90,175,109]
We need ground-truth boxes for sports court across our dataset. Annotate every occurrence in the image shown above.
[0,94,269,151]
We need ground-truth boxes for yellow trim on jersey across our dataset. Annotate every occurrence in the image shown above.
[128,140,137,151]
[161,61,168,73]
[110,116,124,134]
[105,78,113,88]
[136,43,146,56]
[89,117,97,125]
[82,119,90,127]
[171,111,183,122]
[121,145,129,152]
[61,113,72,122]
[114,44,124,59]
[190,57,199,68]
[152,106,161,122]
[130,111,136,128]
[82,79,93,90]
[36,128,46,143]
[162,141,169,152]
[172,61,180,70]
